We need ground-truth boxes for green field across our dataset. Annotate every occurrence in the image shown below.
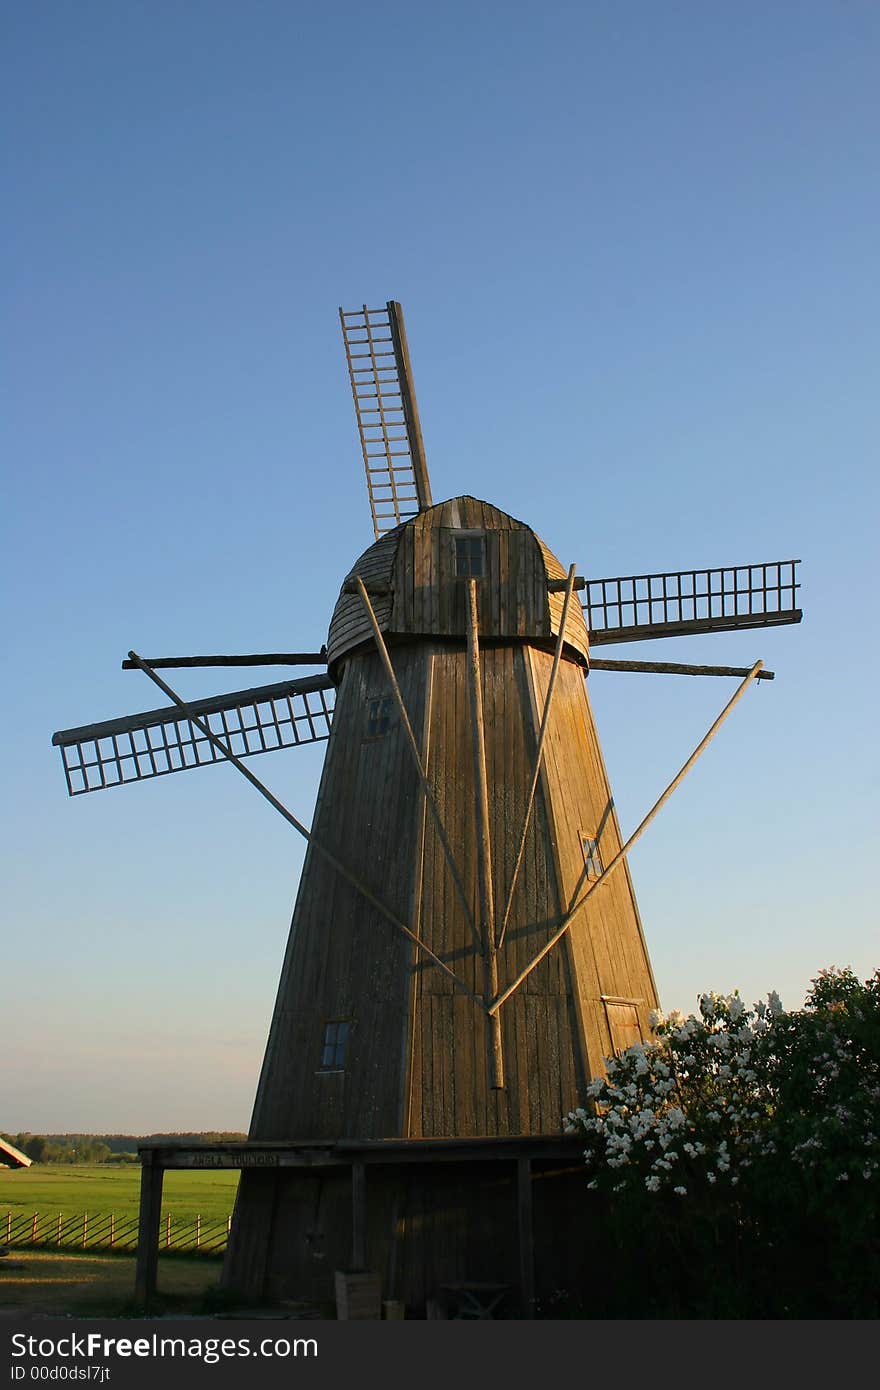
[0,1164,240,1224]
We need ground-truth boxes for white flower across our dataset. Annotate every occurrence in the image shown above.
[673,1186,687,1196]
[645,1175,661,1192]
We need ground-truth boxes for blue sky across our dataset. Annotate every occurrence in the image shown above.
[3,1,877,1132]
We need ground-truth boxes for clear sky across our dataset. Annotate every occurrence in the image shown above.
[3,1,877,1133]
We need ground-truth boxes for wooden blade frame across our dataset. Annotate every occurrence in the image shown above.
[584,560,801,645]
[51,674,335,796]
[340,301,432,539]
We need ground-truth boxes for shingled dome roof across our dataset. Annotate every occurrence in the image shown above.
[327,495,589,675]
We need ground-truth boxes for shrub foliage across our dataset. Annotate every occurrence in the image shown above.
[562,967,880,1317]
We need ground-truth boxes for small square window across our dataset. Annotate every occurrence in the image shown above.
[604,1000,641,1056]
[320,1020,349,1070]
[454,534,486,578]
[366,695,394,738]
[581,835,604,879]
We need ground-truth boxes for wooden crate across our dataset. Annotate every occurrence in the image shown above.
[334,1270,382,1320]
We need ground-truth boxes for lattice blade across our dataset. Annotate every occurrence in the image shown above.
[52,675,335,796]
[340,300,432,539]
[583,560,802,646]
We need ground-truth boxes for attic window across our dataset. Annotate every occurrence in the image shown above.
[454,533,486,578]
[320,1020,349,1070]
[581,835,604,879]
[366,696,394,738]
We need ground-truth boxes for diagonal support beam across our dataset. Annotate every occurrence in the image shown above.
[489,661,766,1015]
[354,577,481,952]
[126,651,480,1006]
[497,563,578,950]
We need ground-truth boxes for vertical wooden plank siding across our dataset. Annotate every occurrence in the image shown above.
[524,647,659,1066]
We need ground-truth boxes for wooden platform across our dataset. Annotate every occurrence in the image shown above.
[135,1135,587,1316]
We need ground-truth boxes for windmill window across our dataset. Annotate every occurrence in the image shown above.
[581,835,604,879]
[454,534,486,578]
[603,1000,643,1056]
[366,695,394,738]
[320,1020,350,1070]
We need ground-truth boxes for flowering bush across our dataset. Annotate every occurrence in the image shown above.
[565,968,879,1201]
[559,967,880,1317]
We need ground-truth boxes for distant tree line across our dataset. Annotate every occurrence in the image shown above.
[1,1132,247,1165]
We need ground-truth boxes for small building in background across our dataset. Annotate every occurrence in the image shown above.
[0,1137,32,1169]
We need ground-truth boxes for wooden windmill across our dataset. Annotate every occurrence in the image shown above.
[52,301,801,1305]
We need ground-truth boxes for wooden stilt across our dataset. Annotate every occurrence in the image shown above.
[351,1161,367,1271]
[517,1156,535,1318]
[134,1152,163,1310]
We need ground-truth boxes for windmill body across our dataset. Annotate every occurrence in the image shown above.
[247,495,657,1146]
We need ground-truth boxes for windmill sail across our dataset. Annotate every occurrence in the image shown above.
[51,674,335,796]
[340,301,432,539]
[583,559,801,646]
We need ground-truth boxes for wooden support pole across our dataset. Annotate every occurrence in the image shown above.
[517,1156,535,1319]
[498,564,578,949]
[466,579,504,1090]
[350,1161,367,1271]
[127,652,480,1005]
[341,579,391,596]
[353,578,481,952]
[134,1151,164,1310]
[490,661,766,1014]
[121,651,327,670]
[588,658,774,680]
[387,300,432,511]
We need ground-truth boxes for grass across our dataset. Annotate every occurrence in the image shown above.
[0,1250,224,1317]
[0,1164,240,1225]
[0,1168,328,1319]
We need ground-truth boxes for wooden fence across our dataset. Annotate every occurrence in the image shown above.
[2,1209,232,1255]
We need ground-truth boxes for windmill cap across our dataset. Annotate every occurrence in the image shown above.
[327,495,589,676]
